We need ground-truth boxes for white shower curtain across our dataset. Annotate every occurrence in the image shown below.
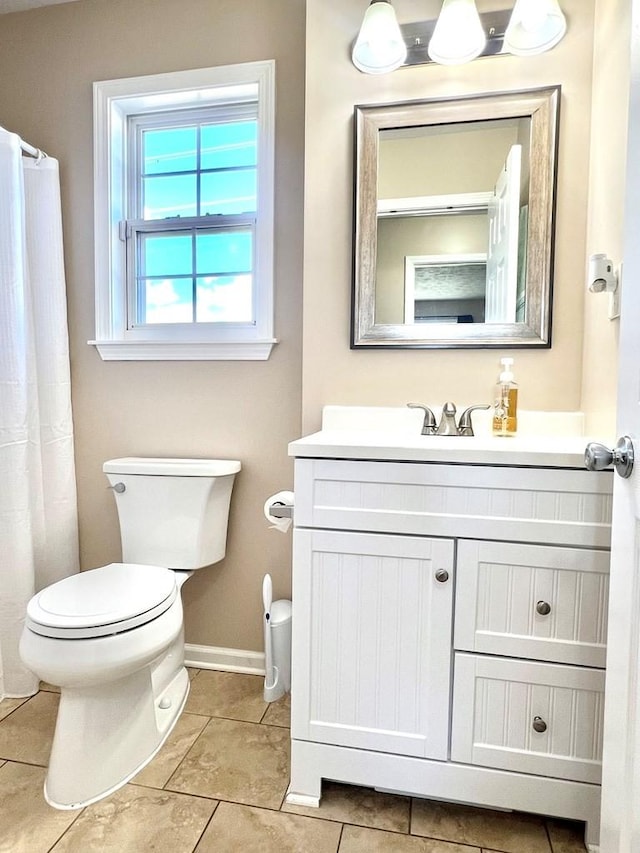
[0,129,79,699]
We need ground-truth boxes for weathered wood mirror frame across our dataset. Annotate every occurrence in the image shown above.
[351,87,560,349]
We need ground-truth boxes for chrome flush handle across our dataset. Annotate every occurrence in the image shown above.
[107,482,126,494]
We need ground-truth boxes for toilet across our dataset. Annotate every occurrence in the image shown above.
[19,456,240,810]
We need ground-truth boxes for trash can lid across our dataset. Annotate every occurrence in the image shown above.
[270,599,292,625]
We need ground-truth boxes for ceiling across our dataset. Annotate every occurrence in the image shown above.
[0,0,81,12]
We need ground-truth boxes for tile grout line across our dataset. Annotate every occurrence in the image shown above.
[0,694,33,725]
[160,712,216,792]
[44,798,87,852]
[187,797,221,853]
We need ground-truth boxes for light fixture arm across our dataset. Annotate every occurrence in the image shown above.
[401,9,511,67]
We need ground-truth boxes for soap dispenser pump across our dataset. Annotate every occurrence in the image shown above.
[492,357,518,437]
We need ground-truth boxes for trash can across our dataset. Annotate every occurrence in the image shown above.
[269,598,292,695]
[263,573,292,702]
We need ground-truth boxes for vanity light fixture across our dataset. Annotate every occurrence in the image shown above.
[352,0,567,73]
[352,0,407,74]
[503,0,567,56]
[427,0,486,66]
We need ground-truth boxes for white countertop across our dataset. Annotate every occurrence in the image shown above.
[288,430,598,467]
[288,407,609,468]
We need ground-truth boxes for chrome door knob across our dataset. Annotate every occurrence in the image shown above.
[585,436,634,479]
[435,569,449,583]
[536,600,551,616]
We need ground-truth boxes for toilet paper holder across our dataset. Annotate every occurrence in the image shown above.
[269,501,293,519]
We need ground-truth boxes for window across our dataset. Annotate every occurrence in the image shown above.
[92,62,276,360]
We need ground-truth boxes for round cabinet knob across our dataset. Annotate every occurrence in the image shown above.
[536,600,551,616]
[532,716,548,733]
[435,569,449,583]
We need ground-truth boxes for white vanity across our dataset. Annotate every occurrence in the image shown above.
[286,408,612,851]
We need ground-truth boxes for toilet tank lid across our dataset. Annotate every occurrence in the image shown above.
[103,457,241,477]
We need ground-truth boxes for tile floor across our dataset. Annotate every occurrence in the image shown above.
[0,670,589,853]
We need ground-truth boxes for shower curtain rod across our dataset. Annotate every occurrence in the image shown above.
[0,125,47,160]
[20,137,47,160]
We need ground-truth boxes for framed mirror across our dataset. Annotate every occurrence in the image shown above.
[352,87,560,349]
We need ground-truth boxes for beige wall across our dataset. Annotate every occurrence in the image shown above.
[581,0,630,437]
[0,0,305,651]
[302,0,597,432]
[379,124,520,196]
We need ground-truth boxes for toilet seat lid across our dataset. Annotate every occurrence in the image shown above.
[26,563,178,639]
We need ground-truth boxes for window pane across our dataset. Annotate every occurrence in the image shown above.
[196,231,252,275]
[201,121,257,170]
[140,233,193,278]
[142,278,194,323]
[143,127,197,175]
[196,274,252,322]
[200,170,256,215]
[143,174,197,218]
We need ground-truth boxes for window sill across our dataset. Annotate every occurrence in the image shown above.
[89,339,278,361]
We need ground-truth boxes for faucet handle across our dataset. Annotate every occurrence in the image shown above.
[458,404,491,436]
[407,403,437,435]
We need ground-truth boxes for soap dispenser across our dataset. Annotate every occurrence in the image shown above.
[492,357,518,437]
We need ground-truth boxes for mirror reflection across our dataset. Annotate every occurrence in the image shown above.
[352,88,560,348]
[376,118,530,325]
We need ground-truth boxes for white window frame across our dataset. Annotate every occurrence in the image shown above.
[91,61,276,361]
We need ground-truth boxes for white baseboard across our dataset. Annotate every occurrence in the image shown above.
[185,643,265,675]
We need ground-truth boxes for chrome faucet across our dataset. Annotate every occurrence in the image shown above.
[436,402,459,435]
[407,402,490,437]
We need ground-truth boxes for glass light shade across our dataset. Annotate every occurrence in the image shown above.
[352,0,407,75]
[428,0,486,66]
[504,0,567,56]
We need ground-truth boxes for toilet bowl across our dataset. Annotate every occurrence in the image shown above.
[19,457,240,810]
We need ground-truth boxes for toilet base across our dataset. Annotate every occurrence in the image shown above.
[44,646,190,809]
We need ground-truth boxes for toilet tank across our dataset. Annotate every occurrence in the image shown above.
[103,458,241,570]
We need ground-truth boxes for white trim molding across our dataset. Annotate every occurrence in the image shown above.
[184,643,266,675]
[89,339,277,361]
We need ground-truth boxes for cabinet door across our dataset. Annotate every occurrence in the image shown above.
[455,540,610,667]
[291,529,454,759]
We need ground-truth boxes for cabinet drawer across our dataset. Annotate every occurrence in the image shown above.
[451,653,605,784]
[294,459,612,547]
[455,541,609,667]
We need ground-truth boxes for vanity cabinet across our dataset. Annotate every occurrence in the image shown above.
[288,454,613,851]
